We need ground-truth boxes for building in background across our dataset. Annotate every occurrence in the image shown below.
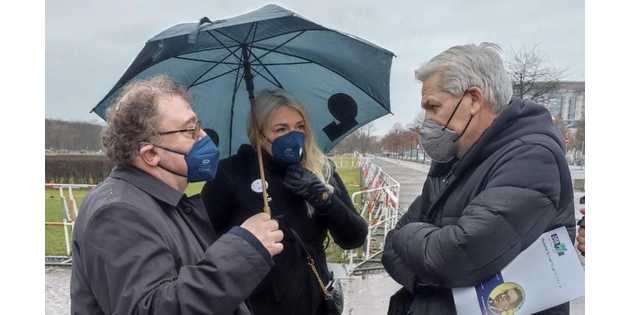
[541,81,585,123]
[534,81,585,166]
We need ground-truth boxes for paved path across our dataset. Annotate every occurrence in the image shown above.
[45,266,71,315]
[372,157,429,212]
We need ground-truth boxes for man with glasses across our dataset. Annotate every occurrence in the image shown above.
[382,43,575,315]
[71,75,284,315]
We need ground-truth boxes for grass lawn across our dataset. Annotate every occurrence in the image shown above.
[45,188,89,256]
[45,182,206,256]
[325,164,363,263]
[185,182,205,196]
[45,160,363,260]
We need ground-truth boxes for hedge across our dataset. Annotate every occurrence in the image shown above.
[45,155,113,184]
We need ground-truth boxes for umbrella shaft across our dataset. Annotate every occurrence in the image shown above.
[241,45,255,99]
[242,50,271,214]
[256,139,271,215]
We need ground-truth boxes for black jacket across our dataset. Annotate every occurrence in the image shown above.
[71,165,273,315]
[201,144,367,315]
[382,99,576,315]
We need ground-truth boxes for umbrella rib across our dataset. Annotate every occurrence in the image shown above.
[243,23,285,87]
[249,66,282,89]
[250,22,258,45]
[214,28,245,45]
[242,22,256,45]
[188,52,237,88]
[250,44,391,114]
[249,28,319,44]
[256,31,306,61]
[190,67,240,88]
[174,56,242,65]
[251,61,311,66]
[228,56,244,156]
[248,48,284,89]
[174,44,241,58]
[250,28,395,57]
[206,30,244,62]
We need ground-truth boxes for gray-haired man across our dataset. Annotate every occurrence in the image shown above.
[71,75,284,315]
[382,43,575,315]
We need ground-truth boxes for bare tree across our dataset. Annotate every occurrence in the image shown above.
[379,123,419,154]
[407,112,424,132]
[507,45,566,104]
[358,123,376,153]
[330,123,380,154]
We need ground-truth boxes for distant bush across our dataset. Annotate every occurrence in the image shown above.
[45,155,113,184]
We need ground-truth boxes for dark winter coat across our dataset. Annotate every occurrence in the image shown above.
[71,165,272,315]
[382,99,576,315]
[201,144,367,315]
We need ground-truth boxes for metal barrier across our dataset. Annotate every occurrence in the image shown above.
[346,156,400,274]
[45,183,96,266]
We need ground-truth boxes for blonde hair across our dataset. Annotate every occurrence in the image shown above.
[247,88,332,183]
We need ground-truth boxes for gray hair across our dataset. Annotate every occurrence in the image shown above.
[415,42,513,113]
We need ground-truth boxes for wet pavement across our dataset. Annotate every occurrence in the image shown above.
[45,266,70,315]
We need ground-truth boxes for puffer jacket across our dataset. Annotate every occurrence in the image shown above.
[382,98,576,315]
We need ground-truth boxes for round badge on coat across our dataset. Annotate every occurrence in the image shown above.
[251,179,269,193]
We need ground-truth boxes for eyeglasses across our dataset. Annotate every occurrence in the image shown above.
[158,120,202,139]
[442,89,470,131]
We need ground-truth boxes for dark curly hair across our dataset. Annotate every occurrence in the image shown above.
[101,75,190,166]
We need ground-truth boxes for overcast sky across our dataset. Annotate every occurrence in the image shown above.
[46,0,584,135]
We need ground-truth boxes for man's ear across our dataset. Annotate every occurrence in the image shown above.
[468,87,484,115]
[138,144,160,167]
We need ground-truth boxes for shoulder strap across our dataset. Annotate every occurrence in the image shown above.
[289,228,332,297]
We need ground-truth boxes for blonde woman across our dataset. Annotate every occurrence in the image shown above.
[201,88,367,315]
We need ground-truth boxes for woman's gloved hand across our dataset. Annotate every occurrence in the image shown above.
[283,164,333,209]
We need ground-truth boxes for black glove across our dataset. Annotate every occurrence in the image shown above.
[283,164,333,209]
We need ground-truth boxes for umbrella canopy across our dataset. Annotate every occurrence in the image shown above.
[92,4,394,158]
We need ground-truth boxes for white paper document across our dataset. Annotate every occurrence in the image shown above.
[452,226,584,315]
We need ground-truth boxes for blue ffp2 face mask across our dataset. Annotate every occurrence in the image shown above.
[270,131,305,165]
[184,136,220,182]
[155,136,220,182]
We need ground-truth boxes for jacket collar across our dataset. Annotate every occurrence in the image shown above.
[110,165,183,207]
[450,98,559,178]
